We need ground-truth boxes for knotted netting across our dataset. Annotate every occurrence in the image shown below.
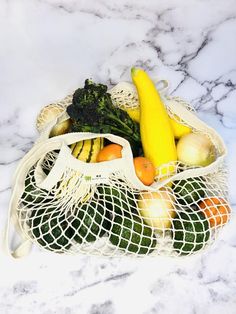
[6,81,231,258]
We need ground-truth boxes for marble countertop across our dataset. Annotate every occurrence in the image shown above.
[1,0,236,313]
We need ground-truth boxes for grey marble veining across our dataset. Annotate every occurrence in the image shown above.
[0,0,236,313]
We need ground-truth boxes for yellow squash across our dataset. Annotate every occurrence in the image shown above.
[131,68,177,177]
[125,106,191,139]
[170,116,191,139]
[71,138,103,163]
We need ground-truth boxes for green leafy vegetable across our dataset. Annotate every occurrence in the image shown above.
[67,79,141,155]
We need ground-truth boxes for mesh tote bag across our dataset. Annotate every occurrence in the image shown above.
[5,82,231,258]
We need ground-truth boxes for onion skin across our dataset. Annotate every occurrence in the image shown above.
[36,104,65,132]
[50,119,71,137]
[177,133,216,167]
[138,190,176,230]
[36,104,72,137]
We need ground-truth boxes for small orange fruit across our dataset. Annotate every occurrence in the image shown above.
[199,197,231,227]
[133,157,156,186]
[96,144,122,162]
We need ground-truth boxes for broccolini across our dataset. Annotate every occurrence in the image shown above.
[67,79,141,155]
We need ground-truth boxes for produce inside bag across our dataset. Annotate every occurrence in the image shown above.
[7,67,230,258]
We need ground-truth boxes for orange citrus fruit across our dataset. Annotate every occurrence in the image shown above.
[96,144,122,162]
[199,197,231,227]
[133,157,156,186]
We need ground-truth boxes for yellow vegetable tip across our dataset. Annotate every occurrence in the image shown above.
[131,67,141,77]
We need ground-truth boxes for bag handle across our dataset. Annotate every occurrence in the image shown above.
[4,132,150,258]
[154,78,169,95]
[33,132,141,190]
[4,180,33,258]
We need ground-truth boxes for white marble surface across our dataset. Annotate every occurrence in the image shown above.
[1,0,236,313]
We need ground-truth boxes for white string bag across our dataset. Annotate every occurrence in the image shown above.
[5,80,231,258]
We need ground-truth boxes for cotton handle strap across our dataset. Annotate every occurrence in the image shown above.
[4,132,145,258]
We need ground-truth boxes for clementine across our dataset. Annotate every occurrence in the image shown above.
[133,157,156,186]
[96,144,122,162]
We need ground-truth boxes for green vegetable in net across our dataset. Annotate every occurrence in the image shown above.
[67,79,141,156]
[172,211,210,255]
[109,215,156,255]
[172,177,206,206]
[71,200,111,243]
[30,208,74,252]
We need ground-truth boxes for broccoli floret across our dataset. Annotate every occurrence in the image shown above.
[67,80,141,154]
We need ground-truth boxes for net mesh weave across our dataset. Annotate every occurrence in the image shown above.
[11,82,231,257]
